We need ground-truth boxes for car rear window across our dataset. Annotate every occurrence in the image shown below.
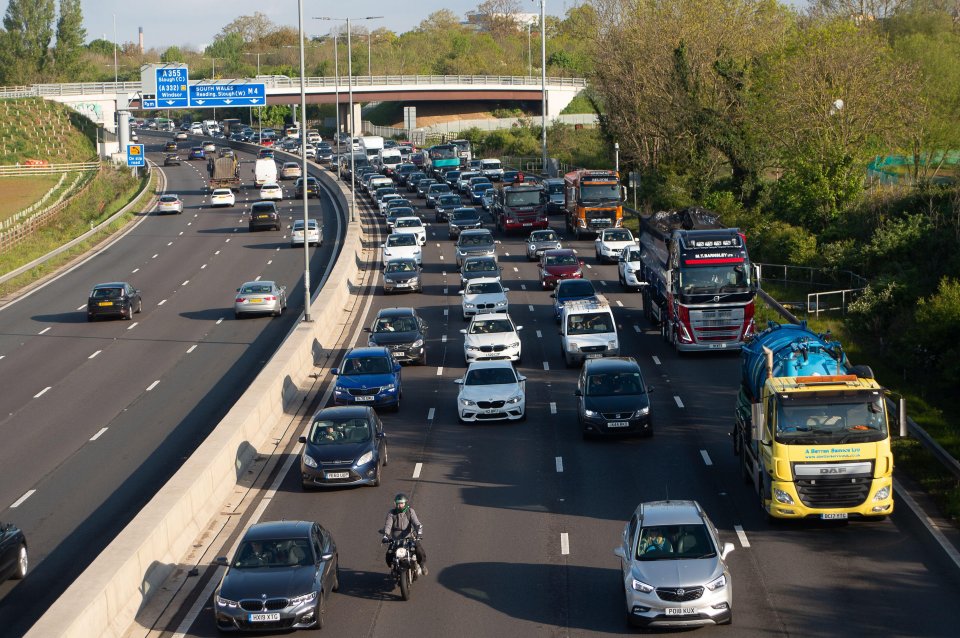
[251,203,276,213]
[91,287,123,299]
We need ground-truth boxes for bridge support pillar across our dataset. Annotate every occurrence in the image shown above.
[118,109,130,151]
[339,102,362,137]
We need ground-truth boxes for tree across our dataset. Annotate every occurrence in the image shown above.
[0,0,55,84]
[52,0,86,80]
[161,46,184,64]
[87,38,113,56]
[221,12,275,46]
[808,0,909,20]
[205,33,245,77]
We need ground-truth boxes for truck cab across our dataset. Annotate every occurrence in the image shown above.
[494,183,548,233]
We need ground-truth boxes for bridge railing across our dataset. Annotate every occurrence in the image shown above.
[0,76,586,98]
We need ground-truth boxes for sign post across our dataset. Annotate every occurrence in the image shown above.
[628,171,640,211]
[403,106,416,144]
[127,144,145,177]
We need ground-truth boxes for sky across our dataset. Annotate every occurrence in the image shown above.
[79,1,578,51]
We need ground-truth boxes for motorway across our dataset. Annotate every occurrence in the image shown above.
[0,132,344,636]
[164,175,960,637]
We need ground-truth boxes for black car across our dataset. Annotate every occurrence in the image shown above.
[415,178,437,198]
[299,406,388,488]
[383,257,422,293]
[295,176,320,199]
[425,183,452,208]
[365,307,427,365]
[394,163,418,185]
[249,201,280,231]
[575,357,654,439]
[434,193,464,223]
[213,520,339,631]
[405,172,426,193]
[459,255,501,286]
[163,153,181,166]
[87,282,142,321]
[0,522,28,583]
[448,207,483,239]
[443,170,462,188]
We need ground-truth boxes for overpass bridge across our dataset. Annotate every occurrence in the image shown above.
[0,75,587,145]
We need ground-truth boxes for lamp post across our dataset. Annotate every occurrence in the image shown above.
[539,0,547,174]
[527,22,532,77]
[315,16,382,224]
[242,52,263,128]
[368,29,373,78]
[112,14,118,85]
[333,32,341,180]
[297,0,312,321]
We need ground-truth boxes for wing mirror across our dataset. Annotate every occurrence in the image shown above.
[331,368,340,376]
[721,542,735,560]
[549,293,556,298]
[516,325,523,331]
[454,378,464,385]
[613,547,625,559]
[459,329,468,334]
[574,389,582,397]
[298,435,307,443]
[214,556,229,566]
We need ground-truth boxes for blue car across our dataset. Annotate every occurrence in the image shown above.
[552,278,598,322]
[332,347,402,410]
[188,146,205,160]
[472,182,494,205]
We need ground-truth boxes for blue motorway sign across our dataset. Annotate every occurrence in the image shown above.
[189,83,265,108]
[156,67,189,107]
[141,98,157,109]
[126,144,145,167]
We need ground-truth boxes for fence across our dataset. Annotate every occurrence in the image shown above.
[807,288,864,317]
[757,262,868,289]
[0,168,98,253]
[361,114,599,141]
[0,160,100,177]
[1,173,67,231]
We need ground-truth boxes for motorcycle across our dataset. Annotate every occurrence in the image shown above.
[382,533,422,600]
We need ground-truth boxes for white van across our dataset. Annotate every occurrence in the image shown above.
[480,158,504,181]
[253,157,278,187]
[559,295,620,367]
[377,148,403,177]
[202,120,220,136]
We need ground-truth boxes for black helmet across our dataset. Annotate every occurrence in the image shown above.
[394,493,409,511]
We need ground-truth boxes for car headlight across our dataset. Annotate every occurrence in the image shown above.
[625,266,634,274]
[356,451,374,466]
[506,393,523,404]
[383,383,396,392]
[302,453,318,468]
[466,345,481,351]
[507,341,520,348]
[412,338,424,348]
[554,243,562,249]
[584,409,600,417]
[706,574,727,591]
[633,407,650,418]
[568,343,580,351]
[607,340,618,350]
[574,269,583,276]
[529,244,536,251]
[495,300,507,307]
[289,591,318,606]
[773,488,795,505]
[631,579,654,593]
[464,302,475,309]
[216,594,239,608]
[873,485,891,501]
[460,398,476,406]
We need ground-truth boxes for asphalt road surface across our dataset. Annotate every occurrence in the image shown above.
[166,177,960,637]
[0,132,344,636]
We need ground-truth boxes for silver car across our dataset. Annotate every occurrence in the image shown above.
[614,500,733,628]
[234,280,287,318]
[525,229,562,260]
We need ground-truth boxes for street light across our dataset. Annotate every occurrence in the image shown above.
[538,0,547,174]
[315,15,383,223]
[332,32,341,180]
[297,0,311,322]
[242,52,264,129]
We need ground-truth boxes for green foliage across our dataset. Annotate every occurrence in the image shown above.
[846,279,903,343]
[913,277,960,390]
[86,38,113,56]
[0,0,55,84]
[559,91,597,115]
[161,46,184,64]
[772,151,865,233]
[52,0,86,81]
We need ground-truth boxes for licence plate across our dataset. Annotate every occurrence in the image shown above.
[608,421,629,428]
[585,353,603,359]
[325,471,350,479]
[665,608,696,616]
[98,301,113,306]
[708,343,728,349]
[248,613,281,622]
[522,223,532,227]
[821,512,848,520]
[249,298,263,304]
[354,395,374,402]
[484,409,500,414]
[395,283,409,287]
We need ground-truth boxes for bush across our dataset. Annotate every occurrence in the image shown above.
[913,278,960,388]
[749,219,818,265]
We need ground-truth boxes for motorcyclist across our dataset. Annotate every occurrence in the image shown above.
[382,493,428,576]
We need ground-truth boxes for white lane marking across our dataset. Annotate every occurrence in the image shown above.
[600,280,607,286]
[216,318,224,325]
[267,260,272,265]
[528,304,534,312]
[505,252,510,256]
[76,305,85,310]
[158,299,167,306]
[178,231,184,236]
[10,490,36,508]
[182,280,189,286]
[38,327,51,335]
[700,450,713,466]
[586,263,592,269]
[88,350,101,359]
[90,427,109,441]
[215,250,220,255]
[413,462,423,479]
[127,322,138,330]
[146,380,160,391]
[0,355,4,360]
[633,325,641,333]
[444,288,448,295]
[152,254,158,259]
[255,275,262,281]
[201,264,207,269]
[276,247,280,252]
[543,361,550,371]
[427,408,435,421]
[225,238,230,243]
[167,241,173,246]
[187,345,197,353]
[442,271,447,277]
[131,268,139,273]
[550,402,557,414]
[437,367,444,376]
[513,267,518,272]
[443,308,448,316]
[521,284,527,290]
[436,243,440,248]
[616,300,623,307]
[536,330,542,338]
[734,525,751,548]
[560,533,570,555]
[34,386,51,398]
[441,334,447,343]
[187,222,192,226]
[556,457,564,472]
[652,356,661,365]
[439,255,444,260]
[674,395,685,408]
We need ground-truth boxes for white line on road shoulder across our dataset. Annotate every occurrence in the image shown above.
[437,367,443,376]
[90,427,109,441]
[38,327,50,334]
[10,490,35,508]
[34,386,51,398]
[734,525,751,548]
[700,450,713,466]
[88,350,101,359]
[146,380,160,391]
[556,457,564,472]
[652,356,661,365]
[187,345,197,353]
[413,462,423,479]
[674,396,684,408]
[560,533,570,555]
[543,361,550,371]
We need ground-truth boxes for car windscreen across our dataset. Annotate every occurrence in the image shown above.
[395,219,422,228]
[567,311,613,335]
[460,234,493,246]
[465,367,517,385]
[385,261,417,274]
[233,538,313,568]
[428,185,451,194]
[91,287,123,299]
[623,248,642,261]
[466,281,503,294]
[212,190,231,196]
[470,319,513,334]
[439,195,461,205]
[452,211,480,221]
[387,234,416,247]
[340,356,393,375]
[635,524,715,560]
[240,284,273,295]
[464,259,497,272]
[531,231,558,242]
[159,195,177,202]
[308,418,372,445]
[604,230,632,242]
[505,190,541,206]
[545,253,578,266]
[373,317,418,333]
[586,371,644,396]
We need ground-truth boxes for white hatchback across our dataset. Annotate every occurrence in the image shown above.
[381,232,422,266]
[260,183,283,201]
[455,360,526,423]
[210,188,235,208]
[393,216,426,245]
[291,219,321,247]
[595,228,637,263]
[460,278,509,320]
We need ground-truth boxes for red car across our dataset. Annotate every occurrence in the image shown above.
[538,249,584,289]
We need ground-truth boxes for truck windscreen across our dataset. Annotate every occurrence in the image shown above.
[580,183,620,202]
[506,191,541,207]
[775,394,887,444]
[678,264,751,294]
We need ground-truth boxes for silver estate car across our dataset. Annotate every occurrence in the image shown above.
[234,280,288,318]
[614,500,733,628]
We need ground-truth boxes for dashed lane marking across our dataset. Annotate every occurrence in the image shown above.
[146,380,160,391]
[90,427,109,441]
[187,345,197,353]
[616,300,623,307]
[131,268,139,273]
[700,450,713,466]
[437,367,444,376]
[734,525,751,548]
[543,361,550,371]
[427,408,435,420]
[556,457,564,472]
[413,462,423,479]
[158,299,167,306]
[38,327,50,335]
[560,533,570,555]
[550,402,557,414]
[216,318,223,325]
[528,304,534,312]
[674,396,684,408]
[34,386,51,398]
[10,490,35,508]
[127,322,138,330]
[441,335,447,343]
[88,350,101,359]
[652,356,661,365]
[152,254,158,259]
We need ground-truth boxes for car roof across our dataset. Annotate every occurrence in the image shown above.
[240,280,276,287]
[466,359,516,371]
[92,282,128,289]
[634,500,705,526]
[376,307,416,318]
[544,248,576,256]
[460,229,492,237]
[395,216,422,223]
[472,312,513,323]
[584,356,641,374]
[345,346,391,358]
[463,255,496,263]
[244,520,314,540]
[212,189,232,194]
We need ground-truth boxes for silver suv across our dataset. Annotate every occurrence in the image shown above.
[455,229,497,268]
[613,500,733,628]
